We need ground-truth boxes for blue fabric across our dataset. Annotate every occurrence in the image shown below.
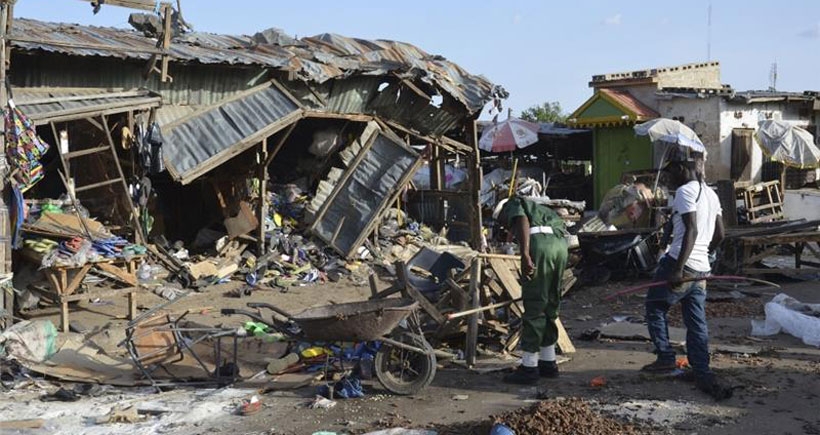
[646,255,712,378]
[9,185,25,249]
[318,376,365,399]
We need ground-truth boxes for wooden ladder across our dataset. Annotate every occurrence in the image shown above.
[50,115,145,244]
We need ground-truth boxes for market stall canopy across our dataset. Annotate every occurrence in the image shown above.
[633,118,706,153]
[478,116,540,153]
[756,120,820,169]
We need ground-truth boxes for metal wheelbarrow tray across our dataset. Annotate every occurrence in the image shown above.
[294,298,419,342]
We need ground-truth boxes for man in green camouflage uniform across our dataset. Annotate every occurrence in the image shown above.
[494,196,568,384]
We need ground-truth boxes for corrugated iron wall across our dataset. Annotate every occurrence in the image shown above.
[10,53,261,107]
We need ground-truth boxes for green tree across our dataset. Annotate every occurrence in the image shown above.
[520,101,566,123]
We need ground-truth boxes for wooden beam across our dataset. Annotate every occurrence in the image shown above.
[79,0,165,11]
[101,114,146,244]
[84,116,106,133]
[465,257,481,366]
[264,121,298,166]
[160,3,172,83]
[466,119,482,250]
[256,138,268,255]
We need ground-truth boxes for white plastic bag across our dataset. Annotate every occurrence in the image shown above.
[751,293,820,347]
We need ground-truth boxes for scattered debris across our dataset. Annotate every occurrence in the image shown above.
[310,395,337,410]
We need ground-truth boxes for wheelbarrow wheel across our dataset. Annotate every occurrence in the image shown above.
[374,334,436,395]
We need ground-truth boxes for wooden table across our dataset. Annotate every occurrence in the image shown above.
[733,231,820,276]
[22,249,141,331]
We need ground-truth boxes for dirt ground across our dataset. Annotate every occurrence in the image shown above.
[5,274,820,435]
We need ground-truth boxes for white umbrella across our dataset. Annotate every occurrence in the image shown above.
[634,118,706,153]
[478,116,540,153]
[635,118,707,192]
[756,120,820,169]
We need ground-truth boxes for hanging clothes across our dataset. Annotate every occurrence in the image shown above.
[4,98,51,192]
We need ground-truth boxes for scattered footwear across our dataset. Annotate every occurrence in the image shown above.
[640,359,677,373]
[538,360,559,378]
[503,366,539,385]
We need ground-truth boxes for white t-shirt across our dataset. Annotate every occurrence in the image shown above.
[667,180,722,272]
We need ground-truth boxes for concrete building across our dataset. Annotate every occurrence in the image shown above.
[569,61,820,207]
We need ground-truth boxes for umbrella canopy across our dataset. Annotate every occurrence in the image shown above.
[478,117,540,153]
[634,118,706,153]
[756,120,820,169]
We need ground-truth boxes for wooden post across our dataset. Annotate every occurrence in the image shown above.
[0,0,12,329]
[465,257,481,366]
[257,138,268,255]
[430,143,442,191]
[465,120,483,250]
[160,3,172,83]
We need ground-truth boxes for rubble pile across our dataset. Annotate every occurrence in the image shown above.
[435,397,649,435]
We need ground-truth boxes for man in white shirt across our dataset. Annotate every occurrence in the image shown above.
[642,150,731,400]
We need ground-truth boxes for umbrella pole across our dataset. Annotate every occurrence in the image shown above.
[507,157,518,198]
[780,165,787,192]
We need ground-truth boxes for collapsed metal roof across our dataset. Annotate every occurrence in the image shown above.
[162,82,302,184]
[12,88,161,125]
[9,18,506,114]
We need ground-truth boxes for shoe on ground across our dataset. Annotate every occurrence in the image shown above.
[503,366,539,385]
[539,360,559,378]
[641,359,677,373]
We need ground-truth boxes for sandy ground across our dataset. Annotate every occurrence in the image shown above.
[4,274,820,435]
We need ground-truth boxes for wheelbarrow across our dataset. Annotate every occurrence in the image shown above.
[577,228,660,284]
[221,298,436,395]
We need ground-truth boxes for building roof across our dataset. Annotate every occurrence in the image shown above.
[567,88,659,128]
[9,18,505,114]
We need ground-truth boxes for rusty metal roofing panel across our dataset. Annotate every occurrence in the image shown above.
[10,18,503,115]
[12,88,161,124]
[163,84,301,183]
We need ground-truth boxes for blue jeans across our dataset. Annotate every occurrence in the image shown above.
[646,256,713,379]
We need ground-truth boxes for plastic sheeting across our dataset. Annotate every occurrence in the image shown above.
[751,293,820,347]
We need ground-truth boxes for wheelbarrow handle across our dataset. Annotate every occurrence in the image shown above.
[246,302,294,321]
[220,308,271,325]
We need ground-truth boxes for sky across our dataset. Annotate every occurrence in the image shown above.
[12,1,820,119]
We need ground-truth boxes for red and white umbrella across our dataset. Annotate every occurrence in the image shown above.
[479,117,540,153]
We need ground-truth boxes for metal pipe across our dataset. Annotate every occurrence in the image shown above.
[603,275,781,301]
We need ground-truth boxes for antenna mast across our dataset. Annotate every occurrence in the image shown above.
[769,62,778,91]
[707,3,712,60]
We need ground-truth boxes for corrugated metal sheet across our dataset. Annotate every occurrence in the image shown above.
[13,88,160,124]
[11,54,263,107]
[163,85,300,183]
[9,18,503,114]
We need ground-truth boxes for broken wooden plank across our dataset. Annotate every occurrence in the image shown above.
[0,419,45,430]
[555,318,575,354]
[95,262,138,286]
